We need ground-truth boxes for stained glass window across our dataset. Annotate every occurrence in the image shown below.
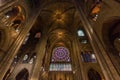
[23,54,28,61]
[22,33,30,45]
[22,54,29,63]
[77,30,85,37]
[49,63,72,71]
[50,47,72,71]
[35,32,41,38]
[81,51,97,63]
[51,47,70,62]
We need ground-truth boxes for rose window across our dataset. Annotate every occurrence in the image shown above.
[52,47,70,62]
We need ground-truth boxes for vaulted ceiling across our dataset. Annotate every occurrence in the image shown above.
[28,0,120,51]
[30,0,82,48]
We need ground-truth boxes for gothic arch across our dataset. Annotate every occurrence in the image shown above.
[15,68,29,80]
[102,16,120,75]
[88,68,102,80]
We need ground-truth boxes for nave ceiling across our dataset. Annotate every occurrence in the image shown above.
[31,0,82,48]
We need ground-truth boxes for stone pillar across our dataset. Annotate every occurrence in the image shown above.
[73,0,120,80]
[30,35,47,80]
[0,0,17,14]
[72,37,86,80]
[71,37,83,80]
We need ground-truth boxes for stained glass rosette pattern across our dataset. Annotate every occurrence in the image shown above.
[51,47,70,62]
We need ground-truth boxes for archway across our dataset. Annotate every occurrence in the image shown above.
[102,17,120,75]
[16,68,29,80]
[88,69,102,80]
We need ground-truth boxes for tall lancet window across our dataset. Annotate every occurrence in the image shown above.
[49,46,72,71]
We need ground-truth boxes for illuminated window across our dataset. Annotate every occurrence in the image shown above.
[29,55,36,64]
[23,33,30,45]
[81,51,96,63]
[12,55,19,64]
[50,47,72,71]
[81,40,87,44]
[23,54,28,61]
[77,30,85,37]
[29,58,34,64]
[51,47,70,62]
[35,32,41,38]
[5,7,20,20]
[49,63,72,71]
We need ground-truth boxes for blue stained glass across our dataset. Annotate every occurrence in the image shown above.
[81,51,97,63]
[49,63,72,71]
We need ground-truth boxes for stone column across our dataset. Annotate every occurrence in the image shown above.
[73,0,120,80]
[0,0,17,13]
[71,37,83,80]
[73,37,86,80]
[30,35,47,80]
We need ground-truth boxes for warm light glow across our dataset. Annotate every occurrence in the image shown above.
[17,6,22,12]
[58,42,64,46]
[53,10,65,23]
[57,32,63,38]
[58,32,63,35]
[91,4,101,14]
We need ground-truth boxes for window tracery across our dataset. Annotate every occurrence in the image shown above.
[49,47,72,71]
[51,47,70,62]
[49,63,72,71]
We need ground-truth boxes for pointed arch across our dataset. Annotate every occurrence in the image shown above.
[16,68,29,80]
[88,68,102,80]
[102,17,120,74]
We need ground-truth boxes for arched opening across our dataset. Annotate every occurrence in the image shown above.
[47,46,73,80]
[29,52,36,64]
[77,28,88,44]
[85,0,102,21]
[11,14,25,32]
[15,68,29,80]
[22,54,29,63]
[3,6,25,31]
[102,18,120,75]
[88,68,102,80]
[5,6,20,19]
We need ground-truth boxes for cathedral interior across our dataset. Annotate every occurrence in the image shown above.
[0,0,120,80]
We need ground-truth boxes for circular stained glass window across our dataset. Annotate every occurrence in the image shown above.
[52,47,70,62]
